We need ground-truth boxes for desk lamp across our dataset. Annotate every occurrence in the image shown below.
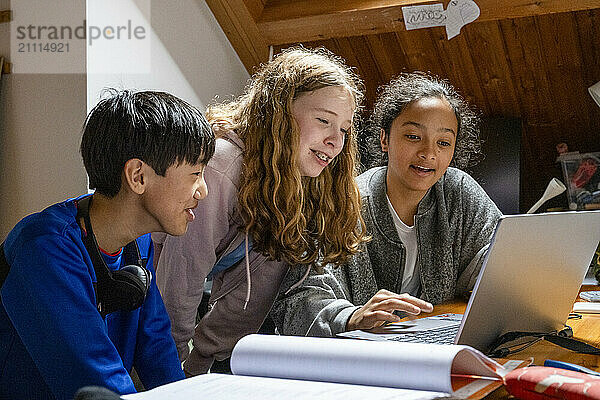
[527,178,566,214]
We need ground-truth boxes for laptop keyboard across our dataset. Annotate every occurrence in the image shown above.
[388,324,459,345]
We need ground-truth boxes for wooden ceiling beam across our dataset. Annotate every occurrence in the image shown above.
[261,0,432,20]
[206,0,269,72]
[244,0,267,21]
[258,0,600,45]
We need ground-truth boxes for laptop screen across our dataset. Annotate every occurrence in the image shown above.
[455,210,600,352]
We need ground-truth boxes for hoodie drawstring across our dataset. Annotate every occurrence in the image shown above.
[242,231,311,308]
[284,264,311,295]
[243,231,251,310]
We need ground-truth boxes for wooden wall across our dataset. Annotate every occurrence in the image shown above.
[207,0,600,212]
[274,9,600,211]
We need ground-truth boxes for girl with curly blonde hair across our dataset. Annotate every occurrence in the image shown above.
[153,47,368,375]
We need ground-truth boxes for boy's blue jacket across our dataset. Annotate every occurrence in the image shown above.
[0,196,184,399]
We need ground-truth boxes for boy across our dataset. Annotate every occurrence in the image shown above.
[0,90,215,399]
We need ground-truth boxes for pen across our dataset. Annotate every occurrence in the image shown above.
[543,359,600,376]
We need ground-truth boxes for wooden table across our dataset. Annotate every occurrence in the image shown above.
[428,285,600,398]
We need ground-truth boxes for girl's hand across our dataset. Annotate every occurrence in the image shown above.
[346,289,433,331]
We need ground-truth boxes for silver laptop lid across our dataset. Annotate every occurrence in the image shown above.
[455,210,600,352]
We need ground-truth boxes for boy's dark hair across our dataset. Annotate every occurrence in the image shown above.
[81,89,215,197]
[363,72,481,170]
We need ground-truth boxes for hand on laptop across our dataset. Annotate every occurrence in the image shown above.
[346,289,434,331]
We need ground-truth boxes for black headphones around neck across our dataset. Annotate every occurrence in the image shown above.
[76,195,152,317]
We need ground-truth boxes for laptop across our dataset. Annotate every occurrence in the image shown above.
[339,211,600,353]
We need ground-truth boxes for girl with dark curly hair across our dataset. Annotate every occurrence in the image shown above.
[273,72,502,337]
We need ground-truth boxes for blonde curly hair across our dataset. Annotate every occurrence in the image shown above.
[207,47,367,266]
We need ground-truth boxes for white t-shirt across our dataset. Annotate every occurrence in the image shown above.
[386,195,420,295]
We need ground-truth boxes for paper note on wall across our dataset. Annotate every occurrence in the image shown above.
[402,3,446,30]
[401,0,480,40]
[445,0,481,39]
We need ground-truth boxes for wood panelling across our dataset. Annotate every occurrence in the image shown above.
[259,0,600,45]
[270,8,600,211]
[466,21,521,118]
[244,0,267,21]
[210,1,600,211]
[575,10,600,144]
[205,0,270,71]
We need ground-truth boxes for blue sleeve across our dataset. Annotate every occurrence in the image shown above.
[1,234,137,398]
[133,238,185,388]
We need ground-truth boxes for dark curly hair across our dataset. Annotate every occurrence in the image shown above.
[361,72,481,170]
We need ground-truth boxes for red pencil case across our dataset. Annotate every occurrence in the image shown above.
[505,367,600,400]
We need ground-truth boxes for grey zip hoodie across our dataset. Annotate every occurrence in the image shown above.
[271,166,502,337]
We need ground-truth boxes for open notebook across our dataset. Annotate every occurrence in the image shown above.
[124,335,529,400]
